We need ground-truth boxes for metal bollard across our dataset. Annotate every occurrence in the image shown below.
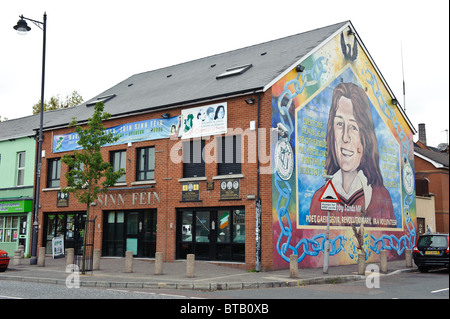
[405,249,412,268]
[155,252,163,275]
[357,253,365,275]
[380,250,387,273]
[38,247,46,267]
[93,249,101,270]
[125,251,133,273]
[290,254,298,278]
[186,254,195,278]
[66,248,74,266]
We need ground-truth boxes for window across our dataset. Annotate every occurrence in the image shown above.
[0,216,19,242]
[183,140,205,178]
[136,147,155,181]
[47,158,61,188]
[111,150,126,183]
[217,135,241,175]
[16,152,26,186]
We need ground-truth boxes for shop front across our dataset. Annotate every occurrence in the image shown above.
[43,212,86,255]
[103,209,157,258]
[0,199,32,256]
[176,207,245,262]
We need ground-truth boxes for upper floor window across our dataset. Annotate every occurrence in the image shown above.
[183,140,205,178]
[47,158,61,188]
[16,152,26,186]
[136,147,155,181]
[217,135,241,175]
[111,150,126,183]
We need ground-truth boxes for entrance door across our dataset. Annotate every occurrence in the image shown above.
[103,210,156,258]
[176,208,245,261]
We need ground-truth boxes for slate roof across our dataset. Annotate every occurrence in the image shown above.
[0,20,349,140]
[414,143,449,168]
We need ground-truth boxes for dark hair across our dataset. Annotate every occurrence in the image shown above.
[214,105,225,120]
[325,82,383,186]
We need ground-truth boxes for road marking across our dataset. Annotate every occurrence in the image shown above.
[0,295,24,299]
[431,288,449,294]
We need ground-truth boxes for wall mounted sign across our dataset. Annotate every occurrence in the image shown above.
[182,182,200,202]
[220,179,240,200]
[57,191,69,207]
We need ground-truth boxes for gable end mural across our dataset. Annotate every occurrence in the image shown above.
[271,26,416,269]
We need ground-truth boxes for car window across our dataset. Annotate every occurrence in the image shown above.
[417,235,448,249]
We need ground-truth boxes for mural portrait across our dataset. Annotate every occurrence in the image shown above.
[272,27,416,269]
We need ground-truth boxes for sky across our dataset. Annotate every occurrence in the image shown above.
[1,0,449,147]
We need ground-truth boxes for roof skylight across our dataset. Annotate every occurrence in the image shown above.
[216,64,252,79]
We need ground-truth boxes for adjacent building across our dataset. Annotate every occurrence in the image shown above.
[2,20,418,270]
[0,115,39,256]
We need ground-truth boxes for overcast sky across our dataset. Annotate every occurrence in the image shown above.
[1,0,448,147]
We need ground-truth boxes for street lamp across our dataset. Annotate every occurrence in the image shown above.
[13,13,47,265]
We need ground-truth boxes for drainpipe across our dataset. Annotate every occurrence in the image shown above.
[255,94,262,272]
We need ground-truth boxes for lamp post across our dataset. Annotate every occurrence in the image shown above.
[13,13,47,265]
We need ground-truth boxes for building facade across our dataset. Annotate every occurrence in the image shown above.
[30,21,417,270]
[0,117,37,257]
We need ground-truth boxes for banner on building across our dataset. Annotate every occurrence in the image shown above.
[52,116,180,153]
[181,102,227,139]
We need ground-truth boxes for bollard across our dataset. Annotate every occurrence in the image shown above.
[380,250,387,274]
[18,245,25,259]
[186,254,195,278]
[13,249,22,266]
[93,249,101,270]
[66,248,74,266]
[290,254,298,278]
[125,251,133,273]
[405,249,412,268]
[38,247,46,267]
[357,253,365,275]
[155,252,163,275]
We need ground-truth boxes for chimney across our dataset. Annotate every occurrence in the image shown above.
[418,123,427,146]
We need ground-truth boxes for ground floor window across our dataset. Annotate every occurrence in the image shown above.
[103,210,157,258]
[43,212,86,255]
[176,207,245,262]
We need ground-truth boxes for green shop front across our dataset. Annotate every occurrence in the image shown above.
[0,199,33,256]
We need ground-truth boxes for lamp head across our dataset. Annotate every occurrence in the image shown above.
[13,16,31,35]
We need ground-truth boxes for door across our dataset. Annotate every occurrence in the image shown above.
[126,212,139,255]
[176,208,245,262]
[104,210,156,258]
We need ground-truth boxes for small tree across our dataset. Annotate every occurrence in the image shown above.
[62,102,124,273]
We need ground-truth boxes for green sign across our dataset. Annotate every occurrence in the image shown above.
[0,200,33,213]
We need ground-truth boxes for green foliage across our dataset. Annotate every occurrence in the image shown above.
[61,102,124,212]
[33,90,83,114]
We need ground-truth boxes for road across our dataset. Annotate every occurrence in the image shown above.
[0,269,447,300]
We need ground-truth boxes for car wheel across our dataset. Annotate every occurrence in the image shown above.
[418,266,428,273]
[0,267,6,272]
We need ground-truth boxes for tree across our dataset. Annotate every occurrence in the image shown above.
[61,102,124,273]
[33,90,83,114]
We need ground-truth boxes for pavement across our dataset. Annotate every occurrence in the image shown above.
[0,256,418,291]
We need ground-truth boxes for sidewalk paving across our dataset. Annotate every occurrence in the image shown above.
[0,256,418,291]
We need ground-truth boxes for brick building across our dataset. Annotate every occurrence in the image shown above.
[31,20,417,270]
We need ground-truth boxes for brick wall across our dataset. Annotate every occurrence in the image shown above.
[37,91,275,270]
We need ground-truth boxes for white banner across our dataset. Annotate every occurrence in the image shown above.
[181,102,227,139]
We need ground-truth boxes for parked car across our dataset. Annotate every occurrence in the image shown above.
[0,249,10,272]
[413,233,449,273]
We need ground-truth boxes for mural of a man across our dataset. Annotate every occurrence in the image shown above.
[309,82,395,226]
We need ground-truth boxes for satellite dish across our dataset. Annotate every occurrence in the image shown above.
[437,143,448,151]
